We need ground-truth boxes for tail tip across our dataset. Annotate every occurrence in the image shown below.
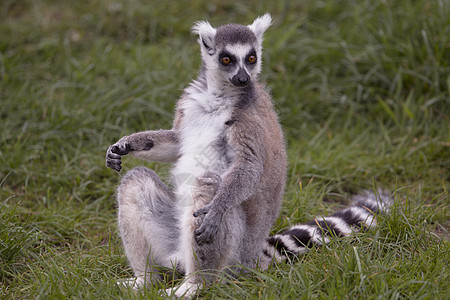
[351,188,393,213]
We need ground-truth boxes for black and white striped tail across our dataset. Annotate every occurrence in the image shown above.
[263,189,392,263]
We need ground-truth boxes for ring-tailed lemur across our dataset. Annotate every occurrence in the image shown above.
[105,14,392,297]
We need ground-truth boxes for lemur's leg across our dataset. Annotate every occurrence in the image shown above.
[170,172,244,298]
[117,166,181,288]
[192,172,242,278]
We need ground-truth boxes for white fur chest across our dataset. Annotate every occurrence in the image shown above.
[171,90,234,206]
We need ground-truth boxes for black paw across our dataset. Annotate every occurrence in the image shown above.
[194,221,219,245]
[106,142,130,172]
[193,205,221,245]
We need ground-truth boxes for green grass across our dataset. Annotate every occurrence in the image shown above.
[1,0,448,298]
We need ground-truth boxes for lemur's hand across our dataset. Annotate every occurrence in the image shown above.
[106,134,155,172]
[106,140,131,172]
[193,203,224,244]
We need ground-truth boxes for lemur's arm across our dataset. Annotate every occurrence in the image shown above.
[193,125,265,244]
[106,129,180,172]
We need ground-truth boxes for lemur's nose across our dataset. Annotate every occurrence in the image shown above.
[232,68,250,87]
[238,76,249,85]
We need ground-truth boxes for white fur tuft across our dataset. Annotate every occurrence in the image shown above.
[192,21,217,55]
[248,13,272,42]
[191,20,215,36]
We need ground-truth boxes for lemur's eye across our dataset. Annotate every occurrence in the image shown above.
[221,56,231,65]
[247,55,257,63]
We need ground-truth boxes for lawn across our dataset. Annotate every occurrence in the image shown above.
[1,0,449,299]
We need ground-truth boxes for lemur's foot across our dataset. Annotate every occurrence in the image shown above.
[165,280,202,299]
[116,277,144,290]
[195,171,222,198]
[193,171,222,227]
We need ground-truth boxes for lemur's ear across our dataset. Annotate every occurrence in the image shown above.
[192,21,217,55]
[248,13,272,42]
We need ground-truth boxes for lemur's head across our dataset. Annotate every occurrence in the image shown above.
[192,14,272,88]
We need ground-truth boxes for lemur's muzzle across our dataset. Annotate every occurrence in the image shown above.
[231,68,250,87]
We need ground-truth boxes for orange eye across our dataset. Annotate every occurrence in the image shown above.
[221,56,231,64]
[248,55,256,63]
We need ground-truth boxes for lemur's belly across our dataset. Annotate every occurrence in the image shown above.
[172,141,226,207]
[171,101,233,207]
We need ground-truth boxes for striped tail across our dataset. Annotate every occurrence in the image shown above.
[262,189,392,264]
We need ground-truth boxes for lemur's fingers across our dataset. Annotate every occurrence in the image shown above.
[112,163,122,172]
[198,171,221,182]
[193,190,214,200]
[106,145,123,172]
[194,205,222,244]
[106,159,122,172]
[196,177,217,186]
[107,152,121,160]
[194,219,219,244]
